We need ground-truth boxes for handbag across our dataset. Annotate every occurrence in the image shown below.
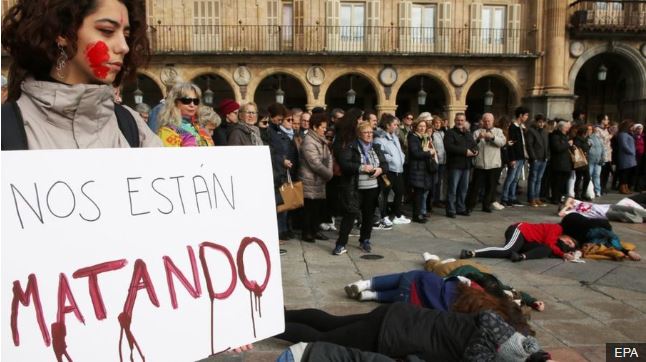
[426,152,439,173]
[570,146,588,169]
[379,174,391,188]
[276,171,304,213]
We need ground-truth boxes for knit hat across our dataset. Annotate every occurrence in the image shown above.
[218,98,239,118]
[478,311,542,362]
[496,332,541,362]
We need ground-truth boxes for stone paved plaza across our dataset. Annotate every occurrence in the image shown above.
[209,192,646,362]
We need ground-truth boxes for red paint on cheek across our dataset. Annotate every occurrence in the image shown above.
[85,41,110,80]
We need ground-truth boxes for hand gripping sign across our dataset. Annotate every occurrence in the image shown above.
[1,147,284,361]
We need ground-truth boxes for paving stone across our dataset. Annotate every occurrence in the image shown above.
[547,347,589,362]
[597,266,646,293]
[573,300,642,321]
[539,319,632,346]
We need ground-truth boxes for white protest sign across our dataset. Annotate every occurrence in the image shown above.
[1,147,284,361]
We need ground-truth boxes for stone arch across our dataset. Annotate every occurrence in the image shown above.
[463,71,522,107]
[392,71,451,104]
[187,69,240,101]
[321,69,384,106]
[324,72,381,111]
[120,73,163,109]
[134,68,165,96]
[393,73,451,117]
[250,67,312,105]
[252,71,309,110]
[569,43,646,99]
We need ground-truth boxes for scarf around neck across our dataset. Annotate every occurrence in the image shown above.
[280,125,295,140]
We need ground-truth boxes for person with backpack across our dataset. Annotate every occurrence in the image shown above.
[1,0,161,150]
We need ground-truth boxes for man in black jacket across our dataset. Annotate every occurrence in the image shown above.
[444,113,477,218]
[525,114,550,207]
[501,106,530,206]
[549,120,574,204]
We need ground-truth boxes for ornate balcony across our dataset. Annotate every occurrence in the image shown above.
[569,0,646,36]
[147,25,537,57]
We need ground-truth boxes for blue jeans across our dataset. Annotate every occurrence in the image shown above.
[589,163,602,196]
[433,164,446,203]
[527,160,547,201]
[420,190,430,215]
[501,159,525,202]
[447,168,470,214]
[371,270,424,302]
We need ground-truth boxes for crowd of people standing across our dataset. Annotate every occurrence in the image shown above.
[138,82,645,256]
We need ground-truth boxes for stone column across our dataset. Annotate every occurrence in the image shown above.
[444,104,468,128]
[543,0,568,93]
[524,0,576,120]
[376,104,398,118]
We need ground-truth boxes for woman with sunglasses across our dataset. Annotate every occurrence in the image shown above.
[157,82,214,147]
[1,0,161,150]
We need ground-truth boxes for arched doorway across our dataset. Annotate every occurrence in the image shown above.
[254,73,307,111]
[325,74,378,112]
[191,73,236,108]
[121,74,163,109]
[396,75,448,118]
[465,76,515,123]
[574,53,642,122]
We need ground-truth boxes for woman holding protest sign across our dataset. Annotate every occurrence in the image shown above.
[1,0,161,150]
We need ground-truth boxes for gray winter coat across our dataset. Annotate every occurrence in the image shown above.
[432,130,447,165]
[298,131,333,199]
[374,128,406,173]
[472,127,506,169]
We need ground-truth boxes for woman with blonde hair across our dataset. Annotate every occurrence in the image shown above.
[408,118,436,223]
[333,121,388,255]
[157,82,214,147]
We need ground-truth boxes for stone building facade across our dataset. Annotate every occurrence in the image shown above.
[2,0,646,123]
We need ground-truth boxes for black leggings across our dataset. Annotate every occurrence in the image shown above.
[474,224,553,259]
[275,305,388,352]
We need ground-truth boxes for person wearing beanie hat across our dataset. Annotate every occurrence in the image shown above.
[212,98,240,146]
[277,302,551,362]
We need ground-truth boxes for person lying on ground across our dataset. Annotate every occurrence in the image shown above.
[459,222,578,262]
[343,268,534,336]
[558,196,646,223]
[423,254,545,311]
[276,302,551,362]
[560,213,641,261]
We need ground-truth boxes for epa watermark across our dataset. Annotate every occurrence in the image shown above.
[606,343,646,361]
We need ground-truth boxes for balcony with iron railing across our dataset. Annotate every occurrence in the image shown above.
[147,25,537,57]
[569,0,646,35]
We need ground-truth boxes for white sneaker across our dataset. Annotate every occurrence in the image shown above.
[491,202,505,211]
[392,215,412,224]
[423,252,440,262]
[382,217,394,227]
[329,219,337,231]
[319,223,331,231]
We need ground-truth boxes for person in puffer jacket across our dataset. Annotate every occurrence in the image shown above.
[276,303,551,362]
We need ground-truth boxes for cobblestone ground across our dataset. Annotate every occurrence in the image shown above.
[206,192,646,362]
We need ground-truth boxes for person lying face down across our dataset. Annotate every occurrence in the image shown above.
[460,222,579,262]
[343,268,534,337]
[422,255,545,312]
[276,302,552,362]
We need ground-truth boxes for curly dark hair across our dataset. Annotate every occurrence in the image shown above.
[1,0,150,101]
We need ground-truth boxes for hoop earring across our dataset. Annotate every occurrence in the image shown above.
[56,43,68,80]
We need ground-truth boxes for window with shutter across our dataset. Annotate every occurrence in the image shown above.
[366,0,381,51]
[411,3,436,52]
[506,4,520,54]
[398,1,412,52]
[469,3,482,53]
[282,2,294,49]
[293,0,304,49]
[325,0,340,51]
[339,2,364,51]
[267,0,279,50]
[437,2,451,52]
[192,1,220,52]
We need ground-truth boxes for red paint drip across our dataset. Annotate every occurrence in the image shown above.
[51,322,72,362]
[237,237,271,338]
[85,41,110,80]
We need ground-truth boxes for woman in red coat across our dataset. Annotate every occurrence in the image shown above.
[460,222,578,262]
